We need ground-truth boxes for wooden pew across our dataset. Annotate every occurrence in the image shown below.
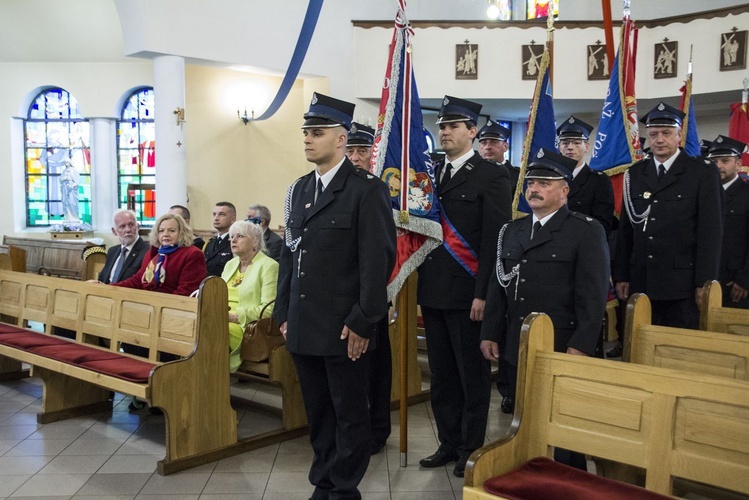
[464,313,749,499]
[3,236,99,280]
[0,271,237,475]
[700,280,749,335]
[0,244,27,272]
[628,292,749,380]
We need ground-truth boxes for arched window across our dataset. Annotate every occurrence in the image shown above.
[117,88,156,226]
[24,88,91,227]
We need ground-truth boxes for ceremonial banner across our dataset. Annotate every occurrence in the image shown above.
[589,17,642,214]
[680,72,701,157]
[729,101,749,167]
[513,47,556,218]
[372,0,442,301]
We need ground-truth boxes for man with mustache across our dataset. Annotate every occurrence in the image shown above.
[614,102,723,329]
[481,147,609,470]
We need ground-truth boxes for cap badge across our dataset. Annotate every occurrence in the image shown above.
[487,120,493,126]
[311,93,318,105]
[537,149,545,158]
[351,124,358,134]
[568,117,575,123]
[657,102,665,111]
[643,191,651,199]
[717,136,724,143]
[443,97,449,106]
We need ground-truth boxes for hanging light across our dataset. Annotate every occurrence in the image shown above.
[487,1,500,20]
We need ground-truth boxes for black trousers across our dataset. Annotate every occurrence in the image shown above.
[368,315,392,447]
[651,298,699,329]
[422,306,491,456]
[291,352,371,500]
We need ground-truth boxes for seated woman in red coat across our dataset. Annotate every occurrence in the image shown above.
[114,213,207,296]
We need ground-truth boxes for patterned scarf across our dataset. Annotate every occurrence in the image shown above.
[143,244,180,286]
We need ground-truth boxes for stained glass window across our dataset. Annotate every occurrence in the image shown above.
[24,88,91,227]
[526,0,558,19]
[117,88,156,226]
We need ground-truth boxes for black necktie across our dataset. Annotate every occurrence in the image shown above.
[657,163,666,180]
[439,163,453,192]
[531,221,542,240]
[314,178,323,205]
[111,247,128,283]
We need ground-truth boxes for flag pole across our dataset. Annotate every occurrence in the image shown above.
[680,45,694,149]
[602,0,615,74]
[547,13,554,85]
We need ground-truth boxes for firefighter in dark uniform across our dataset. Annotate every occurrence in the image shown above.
[708,135,749,308]
[478,119,519,196]
[480,147,609,470]
[274,93,396,500]
[346,121,393,455]
[418,96,512,477]
[613,102,723,329]
[557,115,614,238]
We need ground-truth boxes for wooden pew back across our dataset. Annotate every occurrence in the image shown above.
[0,245,27,273]
[465,313,749,497]
[628,293,749,380]
[700,280,749,335]
[0,270,197,361]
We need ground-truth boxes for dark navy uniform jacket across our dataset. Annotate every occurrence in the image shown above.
[418,152,512,309]
[613,152,723,300]
[481,205,610,366]
[568,164,614,237]
[274,159,396,357]
[721,177,749,289]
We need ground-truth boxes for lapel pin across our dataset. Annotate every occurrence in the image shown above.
[305,203,311,209]
[643,192,651,199]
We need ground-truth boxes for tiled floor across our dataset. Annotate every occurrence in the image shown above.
[0,373,513,499]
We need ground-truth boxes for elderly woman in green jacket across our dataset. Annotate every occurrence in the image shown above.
[221,220,279,372]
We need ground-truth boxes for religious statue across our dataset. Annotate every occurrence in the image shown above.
[60,160,80,222]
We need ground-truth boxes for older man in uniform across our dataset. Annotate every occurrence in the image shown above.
[274,93,396,500]
[557,115,614,237]
[708,135,749,308]
[478,119,519,196]
[345,120,393,455]
[481,148,610,469]
[614,102,723,329]
[418,96,512,477]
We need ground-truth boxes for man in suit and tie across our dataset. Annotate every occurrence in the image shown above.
[708,135,749,308]
[204,202,236,276]
[480,148,610,470]
[246,204,283,261]
[557,115,614,238]
[614,102,723,329]
[418,96,512,477]
[274,92,396,500]
[98,210,149,284]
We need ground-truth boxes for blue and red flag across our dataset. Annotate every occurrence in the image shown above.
[680,60,701,157]
[513,47,556,217]
[589,16,642,214]
[372,0,442,300]
[729,96,749,169]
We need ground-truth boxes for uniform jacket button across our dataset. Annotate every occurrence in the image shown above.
[300,272,305,277]
[300,294,306,299]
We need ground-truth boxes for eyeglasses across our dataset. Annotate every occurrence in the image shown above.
[246,217,262,225]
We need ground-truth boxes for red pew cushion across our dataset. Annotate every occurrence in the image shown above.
[0,324,28,334]
[483,457,671,500]
[0,332,71,350]
[80,357,156,383]
[28,344,123,364]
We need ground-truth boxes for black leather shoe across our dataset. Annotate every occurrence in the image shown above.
[453,454,469,477]
[605,342,623,358]
[419,450,458,468]
[501,396,514,414]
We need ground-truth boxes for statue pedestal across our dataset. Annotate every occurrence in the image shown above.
[50,231,93,240]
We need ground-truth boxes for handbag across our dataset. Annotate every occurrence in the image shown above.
[241,300,285,362]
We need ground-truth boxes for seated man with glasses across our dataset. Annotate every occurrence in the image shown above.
[246,204,283,261]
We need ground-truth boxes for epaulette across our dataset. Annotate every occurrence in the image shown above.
[569,211,597,224]
[353,168,377,181]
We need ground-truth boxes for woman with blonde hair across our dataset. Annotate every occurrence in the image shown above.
[221,220,278,372]
[114,213,206,296]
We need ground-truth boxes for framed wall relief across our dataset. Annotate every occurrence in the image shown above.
[521,43,544,80]
[456,41,478,80]
[720,29,747,71]
[587,42,609,80]
[654,40,678,79]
